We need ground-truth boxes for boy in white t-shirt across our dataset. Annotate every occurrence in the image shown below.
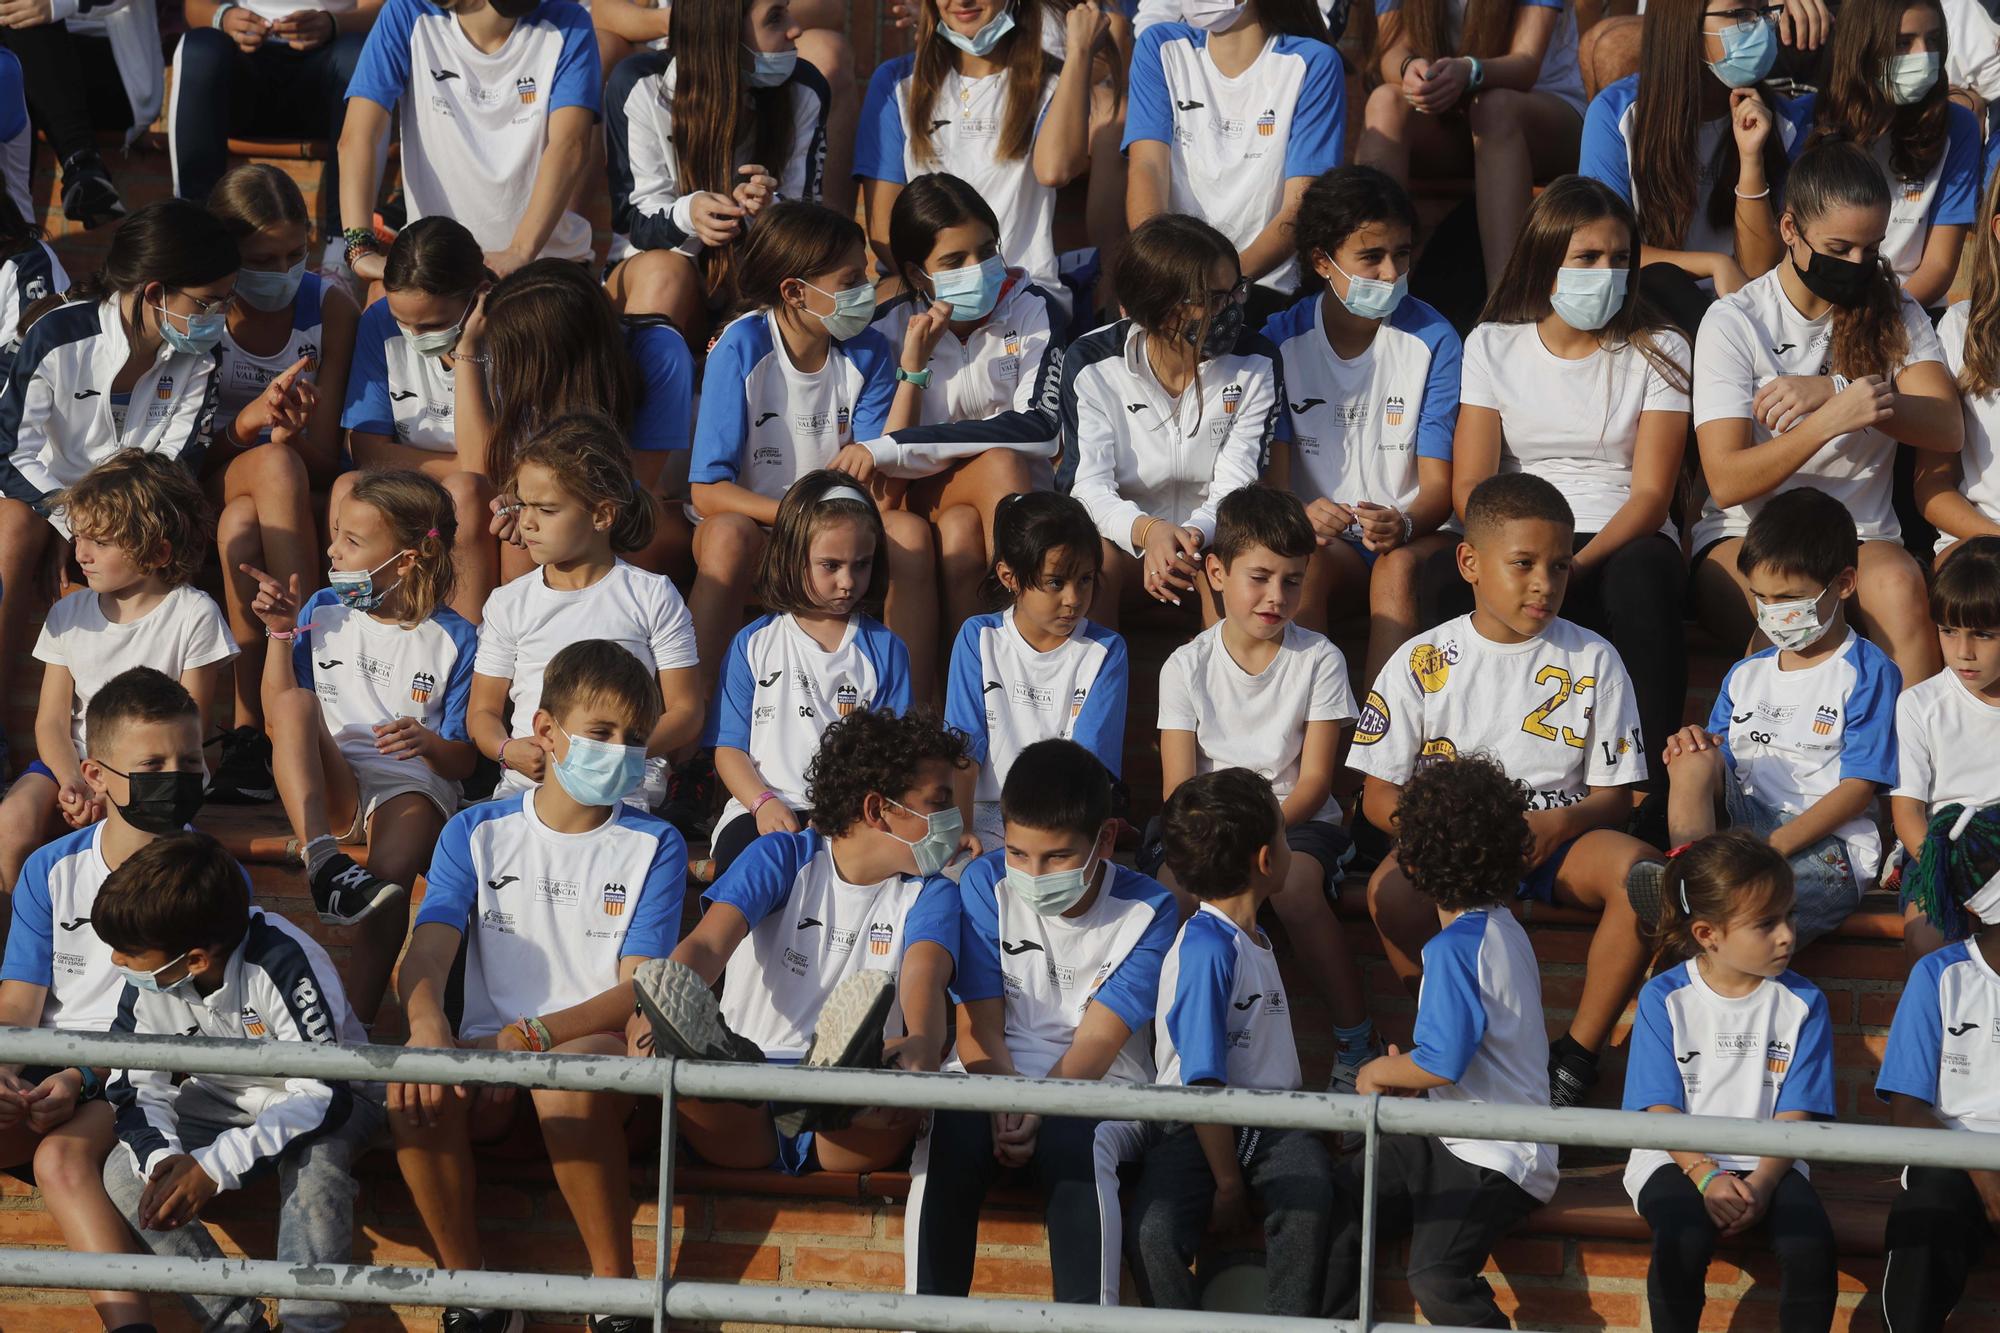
[1154,486,1375,1085]
[1126,767,1334,1316]
[1354,473,1655,1109]
[1330,754,1560,1327]
[394,641,688,1333]
[635,706,964,1177]
[1650,487,1899,947]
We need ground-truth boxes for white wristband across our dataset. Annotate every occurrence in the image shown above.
[1831,374,1851,395]
[211,1,237,27]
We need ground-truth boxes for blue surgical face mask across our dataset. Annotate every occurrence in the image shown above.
[117,951,200,1002]
[1706,17,1777,88]
[745,45,798,88]
[883,796,965,877]
[940,3,1015,55]
[929,254,1007,322]
[328,550,409,612]
[1883,51,1942,105]
[1549,265,1630,332]
[156,301,226,356]
[552,725,649,807]
[1005,844,1102,916]
[803,280,878,341]
[1331,259,1407,321]
[234,261,306,312]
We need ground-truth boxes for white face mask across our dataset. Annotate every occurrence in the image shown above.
[1756,584,1836,651]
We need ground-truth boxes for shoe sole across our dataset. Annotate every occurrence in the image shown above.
[317,878,406,927]
[634,959,741,1062]
[1625,859,1667,925]
[772,973,896,1137]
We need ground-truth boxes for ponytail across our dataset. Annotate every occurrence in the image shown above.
[1784,141,1907,381]
[346,469,459,625]
[26,199,238,334]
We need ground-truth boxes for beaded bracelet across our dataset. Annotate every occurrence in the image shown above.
[1696,1168,1724,1195]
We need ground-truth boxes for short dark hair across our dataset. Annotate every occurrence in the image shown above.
[1933,535,2000,629]
[91,832,250,957]
[540,640,662,734]
[805,707,971,837]
[1737,486,1858,585]
[1463,472,1574,546]
[999,739,1111,839]
[85,667,200,758]
[1293,164,1419,278]
[1161,768,1283,901]
[1393,754,1533,911]
[1212,485,1315,566]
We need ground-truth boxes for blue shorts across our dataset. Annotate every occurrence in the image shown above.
[1341,535,1380,569]
[1518,836,1579,904]
[20,759,54,785]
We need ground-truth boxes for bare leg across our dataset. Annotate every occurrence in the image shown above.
[1467,90,1583,296]
[1548,828,1651,1054]
[1852,537,1942,683]
[1269,849,1369,1029]
[689,513,768,699]
[1578,15,1644,98]
[1364,851,1441,995]
[675,1097,779,1169]
[1902,901,1948,971]
[795,27,858,218]
[440,471,499,625]
[269,688,361,849]
[533,1033,638,1277]
[882,508,940,706]
[0,776,58,897]
[1664,742,1724,849]
[1690,538,1757,656]
[217,442,321,729]
[33,1103,150,1328]
[346,792,439,1025]
[1367,534,1454,687]
[605,249,708,337]
[0,499,53,755]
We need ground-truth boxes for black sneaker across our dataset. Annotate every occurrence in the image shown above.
[1549,1044,1600,1110]
[439,1310,524,1333]
[633,958,765,1064]
[770,970,896,1138]
[658,747,718,841]
[587,1317,652,1333]
[208,726,277,804]
[1626,858,1668,926]
[311,851,405,926]
[59,150,126,230]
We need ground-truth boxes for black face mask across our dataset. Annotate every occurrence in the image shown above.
[97,767,206,835]
[1791,241,1876,309]
[1183,298,1245,360]
[488,0,538,18]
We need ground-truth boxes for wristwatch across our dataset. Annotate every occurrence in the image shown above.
[70,1066,103,1101]
[896,367,932,389]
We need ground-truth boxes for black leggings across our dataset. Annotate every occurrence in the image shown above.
[1881,1165,1997,1332]
[1636,1162,1836,1333]
[168,28,366,203]
[0,24,130,164]
[1419,530,1688,782]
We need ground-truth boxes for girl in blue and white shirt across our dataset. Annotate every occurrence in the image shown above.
[710,471,911,874]
[1623,832,1837,1333]
[846,172,1064,638]
[1123,0,1344,322]
[1061,212,1277,630]
[690,201,938,697]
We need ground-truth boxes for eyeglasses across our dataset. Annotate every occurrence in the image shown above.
[1183,276,1249,311]
[1703,5,1782,24]
[171,289,236,316]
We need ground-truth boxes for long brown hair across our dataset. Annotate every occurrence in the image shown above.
[1629,0,1792,251]
[1956,164,2000,394]
[1807,0,1949,182]
[27,199,237,333]
[672,0,797,294]
[1481,175,1691,391]
[1382,0,1514,63]
[1116,212,1240,435]
[382,215,488,298]
[345,469,459,625]
[483,260,638,485]
[1650,830,1794,964]
[755,469,891,615]
[732,199,866,317]
[908,0,1060,165]
[1785,141,1908,380]
[207,163,310,242]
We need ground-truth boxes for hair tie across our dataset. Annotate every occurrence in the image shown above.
[426,527,440,539]
[818,484,872,507]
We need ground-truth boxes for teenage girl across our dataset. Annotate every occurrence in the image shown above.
[1428,176,1692,784]
[1890,538,2000,965]
[1577,0,1813,329]
[944,490,1126,849]
[1360,0,1587,294]
[339,216,497,623]
[1263,164,1460,690]
[1625,832,1837,1333]
[710,470,912,873]
[469,413,703,807]
[243,470,476,1023]
[474,259,696,587]
[0,200,237,767]
[1690,140,1962,686]
[845,173,1063,643]
[1921,168,2000,559]
[1123,0,1343,324]
[0,188,65,386]
[1061,212,1277,630]
[856,0,1107,300]
[604,0,829,336]
[0,452,234,894]
[690,200,938,698]
[1797,0,1980,310]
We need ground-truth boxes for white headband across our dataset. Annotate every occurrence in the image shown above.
[819,485,872,507]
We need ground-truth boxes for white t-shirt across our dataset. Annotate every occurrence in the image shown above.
[1460,320,1690,537]
[955,850,1177,1083]
[33,584,237,757]
[1621,961,1835,1202]
[346,0,600,262]
[1412,908,1559,1201]
[1893,668,2000,818]
[1706,630,1902,878]
[1934,302,2000,552]
[704,829,961,1061]
[1353,613,1648,808]
[707,612,912,830]
[1157,621,1357,823]
[473,561,698,792]
[1878,939,2000,1133]
[1155,902,1300,1092]
[1691,267,1944,549]
[857,54,1062,291]
[1945,0,2000,101]
[1121,27,1345,293]
[413,793,687,1039]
